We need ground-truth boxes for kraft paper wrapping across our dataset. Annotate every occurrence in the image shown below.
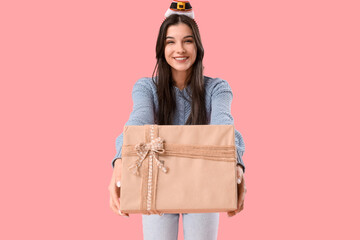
[119,124,238,215]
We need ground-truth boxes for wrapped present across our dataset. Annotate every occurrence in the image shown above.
[119,124,239,215]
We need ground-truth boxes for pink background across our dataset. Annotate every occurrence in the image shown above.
[1,0,359,239]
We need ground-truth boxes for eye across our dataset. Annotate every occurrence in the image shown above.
[166,41,174,44]
[185,40,193,43]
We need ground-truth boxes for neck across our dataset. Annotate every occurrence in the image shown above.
[171,68,192,90]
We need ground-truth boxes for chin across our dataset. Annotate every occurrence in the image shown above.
[173,67,190,72]
[171,63,193,72]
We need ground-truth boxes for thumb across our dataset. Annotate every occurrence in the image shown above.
[237,167,243,184]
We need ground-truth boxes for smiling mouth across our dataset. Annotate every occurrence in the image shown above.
[174,57,189,62]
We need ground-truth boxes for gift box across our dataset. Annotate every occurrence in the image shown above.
[119,124,239,215]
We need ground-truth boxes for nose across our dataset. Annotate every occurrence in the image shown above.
[175,42,186,53]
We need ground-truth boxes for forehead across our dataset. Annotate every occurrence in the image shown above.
[166,23,193,38]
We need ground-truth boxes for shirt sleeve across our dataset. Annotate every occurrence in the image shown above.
[209,79,246,173]
[111,78,155,168]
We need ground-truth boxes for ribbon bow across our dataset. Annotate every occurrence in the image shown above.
[128,137,169,176]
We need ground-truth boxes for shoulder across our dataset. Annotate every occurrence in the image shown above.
[133,77,156,90]
[132,77,157,95]
[204,75,233,96]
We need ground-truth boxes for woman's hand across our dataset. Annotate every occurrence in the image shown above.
[108,158,129,217]
[227,165,247,217]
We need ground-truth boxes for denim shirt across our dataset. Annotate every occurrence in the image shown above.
[112,76,246,173]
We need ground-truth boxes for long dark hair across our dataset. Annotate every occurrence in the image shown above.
[151,14,208,125]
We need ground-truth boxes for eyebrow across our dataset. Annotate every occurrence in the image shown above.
[166,35,194,39]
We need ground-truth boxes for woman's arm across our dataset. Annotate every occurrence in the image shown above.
[209,78,246,173]
[111,78,155,168]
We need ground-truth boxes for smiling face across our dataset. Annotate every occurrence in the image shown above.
[164,23,197,77]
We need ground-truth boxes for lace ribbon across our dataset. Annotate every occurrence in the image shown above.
[128,137,169,175]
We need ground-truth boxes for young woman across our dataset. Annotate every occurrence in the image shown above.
[108,5,246,240]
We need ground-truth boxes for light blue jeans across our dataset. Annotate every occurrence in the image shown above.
[142,212,219,240]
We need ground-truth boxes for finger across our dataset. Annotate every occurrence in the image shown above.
[114,163,122,180]
[110,197,129,217]
[235,201,244,214]
[239,183,246,204]
[110,187,121,210]
[228,180,243,218]
[115,171,121,185]
[236,181,246,213]
[236,184,242,210]
[239,201,245,212]
[237,168,243,184]
[227,211,235,217]
[237,167,240,178]
[119,210,130,218]
[228,186,243,217]
[110,198,120,215]
[110,201,129,218]
[237,178,242,184]
[108,180,119,192]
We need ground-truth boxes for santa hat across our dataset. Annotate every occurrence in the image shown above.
[163,1,198,27]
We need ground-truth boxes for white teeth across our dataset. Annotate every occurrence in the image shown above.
[175,57,188,60]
